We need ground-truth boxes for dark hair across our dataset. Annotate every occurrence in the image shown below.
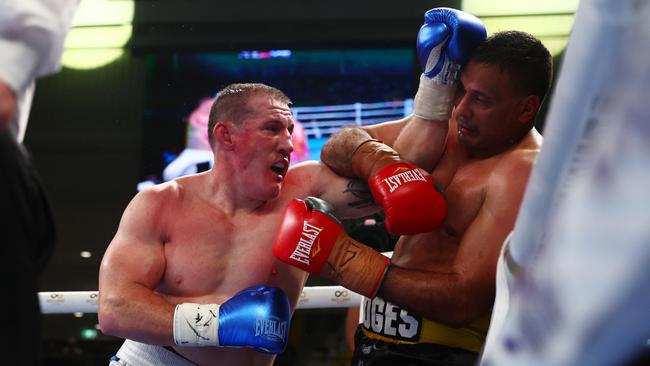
[470,31,553,102]
[208,83,292,148]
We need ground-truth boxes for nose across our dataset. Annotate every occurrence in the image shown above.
[279,130,294,157]
[454,91,472,121]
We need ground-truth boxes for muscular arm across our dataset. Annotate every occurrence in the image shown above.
[98,188,175,345]
[320,114,448,176]
[320,117,410,177]
[379,153,535,326]
[392,116,449,173]
[287,160,379,219]
[317,115,449,235]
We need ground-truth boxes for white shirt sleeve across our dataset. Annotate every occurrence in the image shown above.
[0,0,79,93]
[0,0,79,141]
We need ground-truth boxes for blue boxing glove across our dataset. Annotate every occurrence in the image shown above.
[413,7,486,120]
[173,285,290,354]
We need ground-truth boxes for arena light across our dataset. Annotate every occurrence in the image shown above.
[81,328,98,340]
[62,0,135,70]
[462,0,580,56]
[237,50,293,60]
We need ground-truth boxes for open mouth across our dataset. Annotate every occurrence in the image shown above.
[270,159,289,177]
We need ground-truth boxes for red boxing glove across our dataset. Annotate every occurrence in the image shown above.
[351,140,447,235]
[272,197,390,298]
[370,162,447,235]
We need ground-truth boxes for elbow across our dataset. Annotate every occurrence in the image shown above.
[319,140,334,166]
[98,293,126,337]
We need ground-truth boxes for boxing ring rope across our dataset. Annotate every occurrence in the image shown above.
[39,286,362,314]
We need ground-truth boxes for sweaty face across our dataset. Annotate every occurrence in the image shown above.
[453,61,527,156]
[231,95,295,201]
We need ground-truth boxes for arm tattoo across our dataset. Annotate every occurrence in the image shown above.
[344,179,375,209]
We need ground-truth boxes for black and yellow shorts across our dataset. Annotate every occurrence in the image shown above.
[351,296,489,366]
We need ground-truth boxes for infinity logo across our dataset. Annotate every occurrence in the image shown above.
[334,290,348,298]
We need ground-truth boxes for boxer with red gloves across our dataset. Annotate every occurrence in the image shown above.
[273,197,390,298]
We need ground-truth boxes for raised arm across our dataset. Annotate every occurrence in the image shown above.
[320,118,407,177]
[317,130,447,235]
[322,8,486,175]
[98,188,174,345]
[379,153,535,325]
[318,9,486,236]
[321,115,448,178]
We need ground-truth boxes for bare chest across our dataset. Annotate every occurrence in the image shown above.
[157,204,304,304]
[392,159,493,269]
[437,162,491,238]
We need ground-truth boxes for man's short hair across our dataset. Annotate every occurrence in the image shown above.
[470,31,553,102]
[208,83,292,148]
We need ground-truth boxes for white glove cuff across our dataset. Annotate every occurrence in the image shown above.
[413,74,457,120]
[173,303,220,347]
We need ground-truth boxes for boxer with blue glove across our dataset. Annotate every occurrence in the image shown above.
[100,83,392,366]
[321,10,553,366]
[173,285,290,354]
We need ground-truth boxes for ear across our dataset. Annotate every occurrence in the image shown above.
[213,121,236,150]
[517,95,541,125]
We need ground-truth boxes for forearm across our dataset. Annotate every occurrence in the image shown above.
[393,116,448,173]
[320,127,374,177]
[378,265,489,327]
[319,121,447,235]
[99,283,175,345]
